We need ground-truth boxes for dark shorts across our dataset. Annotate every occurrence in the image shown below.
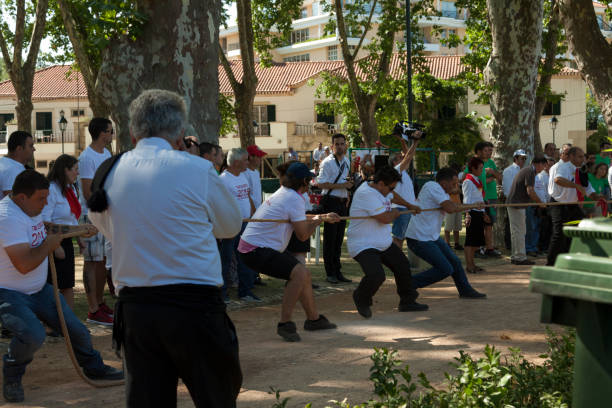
[47,238,75,289]
[239,247,300,281]
[465,210,486,247]
[286,232,310,253]
[485,199,497,224]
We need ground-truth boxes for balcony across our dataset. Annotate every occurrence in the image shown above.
[33,130,76,144]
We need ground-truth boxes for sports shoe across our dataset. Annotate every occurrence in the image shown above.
[84,364,124,381]
[3,378,24,403]
[326,276,339,284]
[485,248,502,258]
[398,302,429,312]
[239,293,263,303]
[353,291,372,318]
[277,321,301,342]
[98,302,114,316]
[474,248,487,258]
[86,309,113,326]
[337,274,352,283]
[304,314,337,331]
[459,289,487,299]
[511,259,535,265]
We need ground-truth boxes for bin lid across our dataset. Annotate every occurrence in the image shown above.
[530,253,612,304]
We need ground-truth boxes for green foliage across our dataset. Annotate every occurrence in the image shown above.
[252,0,303,66]
[586,90,605,131]
[0,58,7,81]
[218,93,237,137]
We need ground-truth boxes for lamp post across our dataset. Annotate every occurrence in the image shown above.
[58,110,67,154]
[549,115,558,146]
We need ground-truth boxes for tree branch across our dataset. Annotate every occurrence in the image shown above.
[0,30,13,70]
[352,0,377,59]
[218,42,241,93]
[13,0,26,67]
[24,0,49,70]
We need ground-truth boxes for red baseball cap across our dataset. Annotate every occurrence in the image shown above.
[247,145,267,157]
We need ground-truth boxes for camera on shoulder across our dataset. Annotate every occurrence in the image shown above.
[393,121,426,141]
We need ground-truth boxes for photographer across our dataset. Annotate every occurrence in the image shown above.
[316,133,353,284]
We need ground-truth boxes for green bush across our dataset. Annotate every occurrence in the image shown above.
[272,328,575,408]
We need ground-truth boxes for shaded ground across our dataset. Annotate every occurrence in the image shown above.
[0,250,558,408]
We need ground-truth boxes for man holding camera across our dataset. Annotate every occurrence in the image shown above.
[317,133,353,284]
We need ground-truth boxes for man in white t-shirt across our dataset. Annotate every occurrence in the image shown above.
[240,162,339,342]
[78,118,114,326]
[313,142,325,162]
[245,144,266,209]
[0,131,35,196]
[0,170,122,403]
[199,142,224,173]
[219,148,259,302]
[347,166,427,318]
[404,168,486,298]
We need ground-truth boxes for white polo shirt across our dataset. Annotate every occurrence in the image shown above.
[534,171,550,203]
[391,164,416,208]
[88,137,243,290]
[347,183,393,257]
[502,162,521,197]
[78,146,111,215]
[0,156,25,193]
[549,160,594,203]
[0,196,48,294]
[405,181,450,242]
[317,154,350,198]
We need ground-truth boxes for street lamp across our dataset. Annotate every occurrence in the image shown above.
[58,110,67,154]
[549,115,558,146]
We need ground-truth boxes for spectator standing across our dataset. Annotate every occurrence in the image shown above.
[78,118,114,326]
[595,141,611,166]
[390,139,421,249]
[313,142,325,162]
[40,154,81,308]
[287,147,298,161]
[245,145,266,209]
[501,149,527,250]
[199,142,224,173]
[478,142,502,257]
[0,131,35,196]
[544,142,557,160]
[533,158,553,254]
[462,157,488,274]
[316,133,353,284]
[88,90,242,407]
[506,155,548,265]
[585,162,609,217]
[219,148,259,302]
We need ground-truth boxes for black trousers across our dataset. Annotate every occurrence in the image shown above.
[322,196,348,278]
[118,285,242,408]
[538,208,552,251]
[546,202,584,266]
[353,244,418,306]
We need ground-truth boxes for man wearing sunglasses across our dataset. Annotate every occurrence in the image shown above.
[347,165,427,318]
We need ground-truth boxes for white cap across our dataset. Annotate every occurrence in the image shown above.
[513,149,527,157]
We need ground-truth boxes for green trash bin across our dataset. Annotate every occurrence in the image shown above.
[530,218,612,407]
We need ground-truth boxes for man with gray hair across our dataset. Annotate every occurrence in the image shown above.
[88,89,243,407]
[219,148,259,302]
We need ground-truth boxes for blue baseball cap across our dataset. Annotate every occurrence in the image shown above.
[286,162,311,179]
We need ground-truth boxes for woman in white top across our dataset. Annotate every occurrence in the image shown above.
[462,156,489,274]
[41,154,81,308]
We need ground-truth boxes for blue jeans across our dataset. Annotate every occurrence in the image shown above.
[220,222,255,298]
[525,206,540,253]
[0,284,105,382]
[405,237,474,295]
[391,209,412,239]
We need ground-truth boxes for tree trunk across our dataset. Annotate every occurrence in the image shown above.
[559,0,612,136]
[13,71,34,133]
[234,86,256,147]
[485,0,543,245]
[356,96,379,146]
[533,0,561,155]
[96,1,221,150]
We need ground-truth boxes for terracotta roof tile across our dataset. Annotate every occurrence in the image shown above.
[0,65,86,99]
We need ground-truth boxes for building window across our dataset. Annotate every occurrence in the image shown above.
[221,37,227,52]
[252,105,275,136]
[328,45,338,60]
[543,101,561,116]
[312,1,319,16]
[36,160,48,169]
[441,1,457,19]
[283,53,310,62]
[290,28,309,44]
[300,7,308,19]
[227,42,240,52]
[35,112,53,135]
[71,109,85,117]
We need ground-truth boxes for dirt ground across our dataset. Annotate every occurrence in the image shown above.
[0,256,558,408]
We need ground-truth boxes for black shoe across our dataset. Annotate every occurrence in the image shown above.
[304,314,337,331]
[459,290,487,299]
[511,259,535,265]
[311,283,320,289]
[398,302,429,312]
[326,276,339,284]
[84,364,124,381]
[3,378,24,403]
[277,321,301,342]
[485,249,502,258]
[337,274,352,283]
[353,291,372,318]
[254,276,267,286]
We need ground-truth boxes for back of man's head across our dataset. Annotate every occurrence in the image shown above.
[436,167,458,183]
[88,117,112,141]
[373,165,401,185]
[199,142,217,157]
[227,148,246,166]
[532,154,547,165]
[7,131,32,153]
[129,89,186,142]
[12,169,49,197]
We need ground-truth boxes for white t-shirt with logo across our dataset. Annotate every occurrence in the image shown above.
[347,183,393,257]
[0,157,25,193]
[405,181,450,242]
[220,171,252,219]
[392,164,416,208]
[240,186,307,252]
[244,168,262,209]
[0,196,48,294]
[78,146,111,214]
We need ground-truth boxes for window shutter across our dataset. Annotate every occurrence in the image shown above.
[267,105,276,122]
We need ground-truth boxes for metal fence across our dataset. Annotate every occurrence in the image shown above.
[33,131,76,144]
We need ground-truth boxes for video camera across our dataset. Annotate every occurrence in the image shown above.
[393,121,426,141]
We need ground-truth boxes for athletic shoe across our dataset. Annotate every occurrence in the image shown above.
[511,259,535,265]
[86,309,113,326]
[474,248,487,258]
[304,314,337,331]
[277,321,301,342]
[326,276,339,284]
[459,289,487,299]
[398,302,429,312]
[84,364,124,381]
[485,248,502,258]
[239,294,263,303]
[337,274,352,283]
[353,291,372,318]
[98,302,114,316]
[3,378,24,403]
